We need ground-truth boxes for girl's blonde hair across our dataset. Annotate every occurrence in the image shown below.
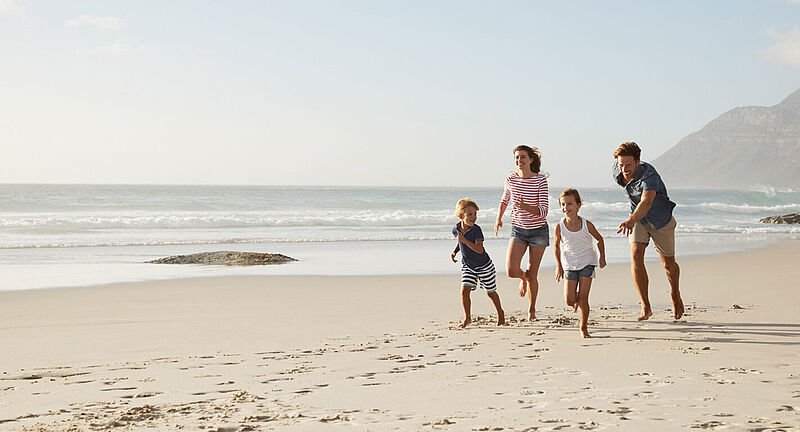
[559,188,582,205]
[455,198,479,217]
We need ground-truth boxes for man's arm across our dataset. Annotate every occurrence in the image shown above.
[617,190,656,235]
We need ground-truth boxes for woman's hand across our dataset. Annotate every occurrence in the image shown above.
[494,218,503,236]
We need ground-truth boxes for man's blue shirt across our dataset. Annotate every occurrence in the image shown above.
[452,223,491,269]
[613,161,676,229]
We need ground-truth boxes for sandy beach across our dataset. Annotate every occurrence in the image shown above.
[2,242,799,431]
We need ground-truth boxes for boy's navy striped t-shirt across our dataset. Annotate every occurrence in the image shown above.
[452,223,491,269]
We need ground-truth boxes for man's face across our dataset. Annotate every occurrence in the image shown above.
[617,156,639,182]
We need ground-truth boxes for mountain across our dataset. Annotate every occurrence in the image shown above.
[653,88,800,189]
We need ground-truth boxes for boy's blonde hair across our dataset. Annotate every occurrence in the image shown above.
[559,188,582,205]
[455,198,479,217]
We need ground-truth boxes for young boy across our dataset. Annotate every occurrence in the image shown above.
[450,198,505,328]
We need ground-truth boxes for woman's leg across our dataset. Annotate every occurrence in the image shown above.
[525,247,546,320]
[505,239,529,297]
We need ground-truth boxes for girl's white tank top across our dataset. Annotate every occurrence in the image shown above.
[559,217,599,271]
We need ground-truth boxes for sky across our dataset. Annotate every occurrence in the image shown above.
[1,0,799,188]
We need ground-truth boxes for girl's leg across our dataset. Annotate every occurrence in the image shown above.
[524,247,546,321]
[564,279,578,312]
[578,277,592,338]
[505,240,529,297]
[459,285,472,328]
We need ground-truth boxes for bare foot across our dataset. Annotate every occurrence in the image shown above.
[672,295,685,320]
[518,279,528,297]
[497,310,506,326]
[637,308,653,321]
[459,317,471,328]
[581,328,591,338]
[527,312,536,321]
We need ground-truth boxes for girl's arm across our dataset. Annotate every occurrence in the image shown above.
[450,243,460,263]
[457,235,485,254]
[553,223,564,282]
[587,221,606,268]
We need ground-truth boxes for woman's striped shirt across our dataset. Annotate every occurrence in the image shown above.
[500,172,549,229]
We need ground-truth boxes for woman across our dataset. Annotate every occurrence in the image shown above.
[494,145,550,321]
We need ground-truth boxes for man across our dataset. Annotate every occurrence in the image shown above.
[613,142,684,321]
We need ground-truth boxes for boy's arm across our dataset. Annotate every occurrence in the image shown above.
[450,243,460,263]
[587,221,606,268]
[553,223,564,282]
[457,235,485,254]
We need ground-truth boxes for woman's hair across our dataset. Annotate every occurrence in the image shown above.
[559,188,582,205]
[455,198,479,217]
[613,141,641,161]
[513,145,542,173]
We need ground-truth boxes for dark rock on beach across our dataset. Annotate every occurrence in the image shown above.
[147,251,297,266]
[760,213,800,224]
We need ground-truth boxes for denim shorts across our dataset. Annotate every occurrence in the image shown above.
[565,264,596,281]
[510,224,550,248]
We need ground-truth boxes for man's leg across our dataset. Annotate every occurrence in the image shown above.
[660,254,683,319]
[630,242,652,320]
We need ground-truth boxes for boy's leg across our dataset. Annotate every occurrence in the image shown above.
[578,277,592,338]
[524,247,546,321]
[505,240,529,297]
[630,242,652,320]
[564,278,579,311]
[459,285,472,328]
[486,292,505,325]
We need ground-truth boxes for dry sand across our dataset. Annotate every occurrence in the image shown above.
[1,242,799,431]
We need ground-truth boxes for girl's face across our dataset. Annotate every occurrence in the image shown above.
[460,207,478,228]
[514,150,532,171]
[560,195,580,217]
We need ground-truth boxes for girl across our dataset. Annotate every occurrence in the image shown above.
[494,145,549,321]
[553,188,606,338]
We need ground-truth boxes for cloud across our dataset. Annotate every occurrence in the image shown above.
[0,0,24,15]
[761,27,800,68]
[80,42,130,56]
[66,14,121,30]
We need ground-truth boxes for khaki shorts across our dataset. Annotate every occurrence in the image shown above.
[630,216,676,257]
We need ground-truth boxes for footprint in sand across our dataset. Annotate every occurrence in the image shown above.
[690,420,725,429]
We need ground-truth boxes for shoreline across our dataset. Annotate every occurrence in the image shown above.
[2,241,799,430]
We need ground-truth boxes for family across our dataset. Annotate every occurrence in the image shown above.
[451,142,685,338]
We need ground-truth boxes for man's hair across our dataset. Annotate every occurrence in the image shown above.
[455,198,479,217]
[613,141,641,161]
[513,145,542,173]
[559,188,582,205]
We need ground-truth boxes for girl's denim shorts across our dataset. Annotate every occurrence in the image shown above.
[510,224,550,248]
[565,264,596,281]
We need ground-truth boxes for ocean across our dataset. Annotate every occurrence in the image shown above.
[1,184,799,291]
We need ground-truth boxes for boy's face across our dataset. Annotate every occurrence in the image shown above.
[460,207,478,228]
[559,196,580,217]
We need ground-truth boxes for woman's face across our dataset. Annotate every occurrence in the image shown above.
[514,150,531,171]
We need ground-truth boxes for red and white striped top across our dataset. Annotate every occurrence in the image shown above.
[500,172,549,229]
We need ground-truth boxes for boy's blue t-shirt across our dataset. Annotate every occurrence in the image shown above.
[613,161,676,229]
[452,223,491,269]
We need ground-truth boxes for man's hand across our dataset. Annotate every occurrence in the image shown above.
[617,217,636,236]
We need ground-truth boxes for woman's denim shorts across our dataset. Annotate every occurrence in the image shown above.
[565,264,596,281]
[510,224,550,248]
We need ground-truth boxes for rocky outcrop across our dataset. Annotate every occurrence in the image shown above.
[653,88,800,189]
[760,213,800,224]
[147,251,297,266]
